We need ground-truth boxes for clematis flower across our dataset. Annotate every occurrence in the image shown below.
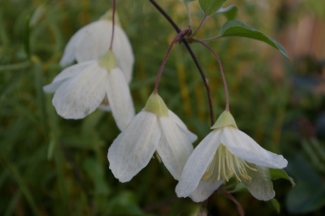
[43,51,134,131]
[108,93,197,182]
[176,111,288,202]
[60,11,134,83]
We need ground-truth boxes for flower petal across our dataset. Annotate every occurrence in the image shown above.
[52,62,106,119]
[113,24,134,83]
[106,68,135,130]
[43,61,93,93]
[75,21,111,63]
[59,28,83,66]
[189,180,223,202]
[243,166,275,201]
[156,116,194,180]
[168,110,197,143]
[107,111,161,182]
[175,130,222,198]
[62,19,134,83]
[221,127,288,169]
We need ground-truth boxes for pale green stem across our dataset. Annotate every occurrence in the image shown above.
[191,15,207,37]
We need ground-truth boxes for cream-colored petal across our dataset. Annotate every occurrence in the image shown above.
[59,26,85,66]
[106,68,135,131]
[60,21,102,66]
[243,166,275,201]
[156,116,194,180]
[108,111,161,182]
[175,130,222,198]
[52,63,106,119]
[75,20,111,63]
[113,24,134,83]
[62,19,134,83]
[43,61,93,93]
[221,127,288,169]
[189,179,223,202]
[168,110,197,143]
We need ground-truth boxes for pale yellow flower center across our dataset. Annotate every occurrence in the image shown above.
[202,144,257,182]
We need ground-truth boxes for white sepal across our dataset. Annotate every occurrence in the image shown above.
[108,111,161,183]
[52,63,106,119]
[156,116,194,180]
[176,130,222,198]
[75,21,111,64]
[244,166,275,201]
[221,127,288,169]
[106,67,135,130]
[60,19,134,83]
[190,179,223,202]
[43,61,92,93]
[168,110,197,143]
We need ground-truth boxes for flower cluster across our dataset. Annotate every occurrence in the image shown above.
[44,9,288,204]
[44,12,134,131]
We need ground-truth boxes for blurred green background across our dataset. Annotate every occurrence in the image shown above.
[1,0,325,215]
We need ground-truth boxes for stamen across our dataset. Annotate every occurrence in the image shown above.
[201,144,257,182]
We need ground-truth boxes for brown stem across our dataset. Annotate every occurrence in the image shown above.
[154,28,190,93]
[149,0,215,125]
[193,38,230,111]
[220,189,245,216]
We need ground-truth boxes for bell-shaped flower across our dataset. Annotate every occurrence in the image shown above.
[43,51,134,131]
[108,93,197,182]
[176,111,288,202]
[60,11,134,83]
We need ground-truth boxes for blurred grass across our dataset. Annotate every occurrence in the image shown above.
[1,0,325,215]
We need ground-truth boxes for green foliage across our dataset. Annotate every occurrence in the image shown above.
[184,0,196,3]
[198,0,227,16]
[270,168,295,187]
[271,198,281,214]
[216,5,238,20]
[286,154,325,214]
[217,20,289,58]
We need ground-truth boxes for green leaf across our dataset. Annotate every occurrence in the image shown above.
[199,0,227,16]
[184,0,196,3]
[218,20,288,58]
[287,183,325,214]
[271,198,281,214]
[286,154,325,214]
[270,169,295,187]
[216,5,238,20]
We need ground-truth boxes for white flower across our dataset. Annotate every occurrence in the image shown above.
[108,93,197,182]
[44,51,134,131]
[60,12,134,83]
[176,111,288,202]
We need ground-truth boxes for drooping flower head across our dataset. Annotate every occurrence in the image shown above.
[60,10,134,83]
[176,111,288,202]
[108,93,197,182]
[43,51,134,131]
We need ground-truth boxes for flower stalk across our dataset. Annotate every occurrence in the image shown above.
[193,39,230,111]
[153,28,190,93]
[149,0,215,126]
[191,15,207,37]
